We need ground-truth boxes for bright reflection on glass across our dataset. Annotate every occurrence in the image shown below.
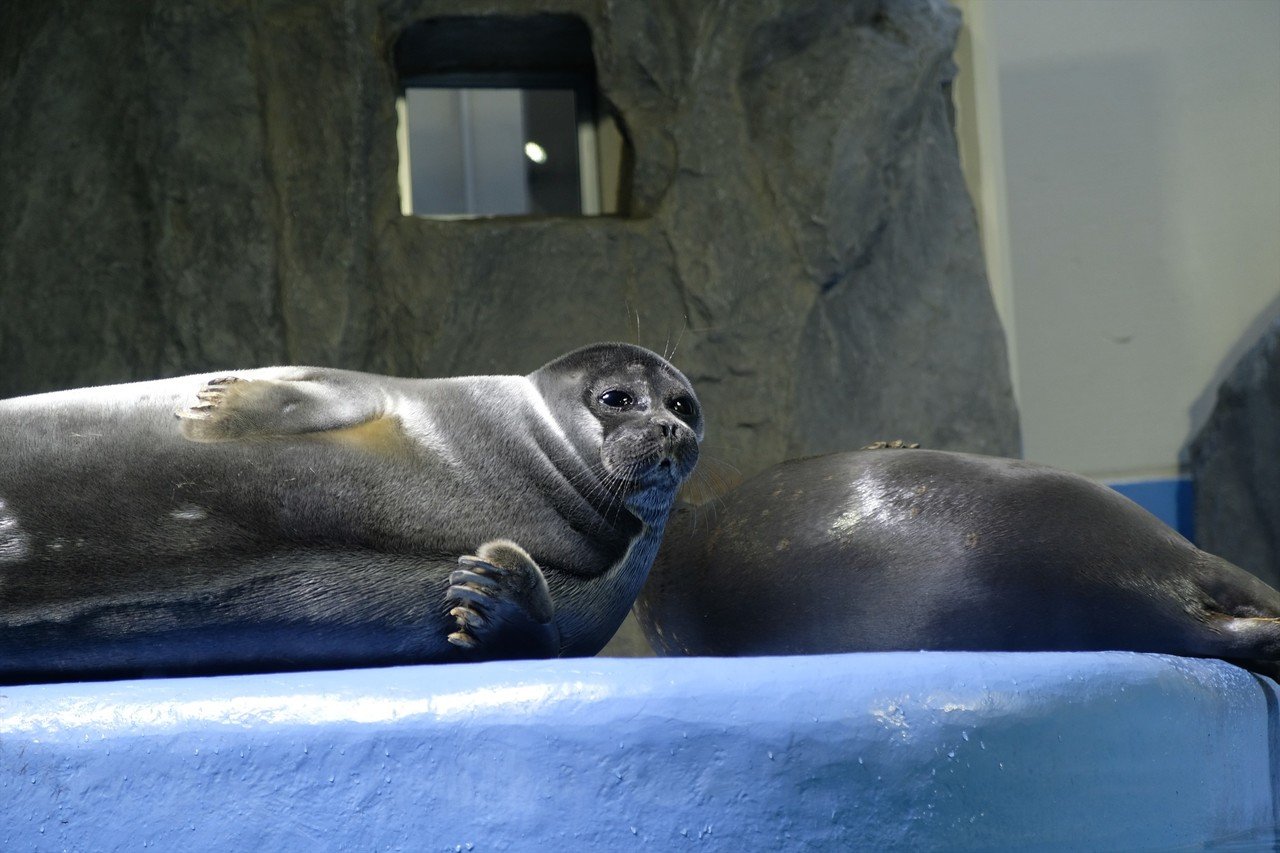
[400,87,588,217]
[524,141,548,164]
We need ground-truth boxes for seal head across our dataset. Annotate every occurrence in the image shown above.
[531,343,702,525]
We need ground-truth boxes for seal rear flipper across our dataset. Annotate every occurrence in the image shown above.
[1190,552,1280,662]
[1207,614,1280,662]
[446,539,560,660]
[177,369,392,444]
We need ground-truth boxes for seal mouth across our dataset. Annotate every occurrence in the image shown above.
[600,427,699,491]
[646,449,695,486]
[614,449,693,489]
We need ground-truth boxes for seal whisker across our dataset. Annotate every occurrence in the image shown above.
[665,324,686,362]
[545,450,621,514]
[676,453,738,517]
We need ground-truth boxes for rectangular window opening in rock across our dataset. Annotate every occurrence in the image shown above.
[394,15,626,219]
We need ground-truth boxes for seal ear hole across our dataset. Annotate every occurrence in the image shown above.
[668,395,698,423]
[598,389,634,409]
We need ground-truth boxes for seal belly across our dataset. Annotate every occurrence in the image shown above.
[0,407,464,678]
[0,385,445,627]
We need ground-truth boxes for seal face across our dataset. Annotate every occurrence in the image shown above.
[0,342,701,682]
[636,449,1280,668]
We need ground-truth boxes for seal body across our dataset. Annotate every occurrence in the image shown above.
[0,343,702,682]
[637,450,1280,666]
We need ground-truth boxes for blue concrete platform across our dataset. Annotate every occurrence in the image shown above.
[1,653,1277,850]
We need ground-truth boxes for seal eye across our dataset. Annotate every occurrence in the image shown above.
[598,389,634,409]
[669,395,698,422]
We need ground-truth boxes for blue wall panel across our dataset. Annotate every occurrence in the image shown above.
[1108,477,1195,541]
[1,653,1276,850]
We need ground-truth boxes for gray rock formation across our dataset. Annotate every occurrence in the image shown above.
[1,0,1020,651]
[1189,320,1280,589]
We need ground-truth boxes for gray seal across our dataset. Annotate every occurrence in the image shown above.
[0,343,702,682]
[636,449,1280,668]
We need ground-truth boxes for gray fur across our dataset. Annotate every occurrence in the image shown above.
[0,343,701,682]
[637,450,1280,666]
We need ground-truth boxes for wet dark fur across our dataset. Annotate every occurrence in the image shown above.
[0,343,701,683]
[638,450,1280,671]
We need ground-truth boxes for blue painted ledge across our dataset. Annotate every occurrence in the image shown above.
[1,653,1276,851]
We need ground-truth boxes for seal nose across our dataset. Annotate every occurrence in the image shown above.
[654,418,684,439]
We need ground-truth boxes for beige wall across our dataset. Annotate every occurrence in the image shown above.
[954,0,1280,480]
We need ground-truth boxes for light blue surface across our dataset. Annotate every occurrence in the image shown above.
[1,653,1276,850]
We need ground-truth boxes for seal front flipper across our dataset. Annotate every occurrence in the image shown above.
[176,368,391,443]
[447,539,559,659]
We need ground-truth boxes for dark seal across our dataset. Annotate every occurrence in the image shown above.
[636,449,1280,668]
[0,343,702,682]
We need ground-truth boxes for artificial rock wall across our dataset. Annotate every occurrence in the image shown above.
[1190,319,1280,589]
[0,0,1019,478]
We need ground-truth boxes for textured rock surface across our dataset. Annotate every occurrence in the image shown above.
[0,0,1018,459]
[1,0,1019,651]
[1189,320,1280,588]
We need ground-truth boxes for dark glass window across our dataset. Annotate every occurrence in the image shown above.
[394,16,625,218]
